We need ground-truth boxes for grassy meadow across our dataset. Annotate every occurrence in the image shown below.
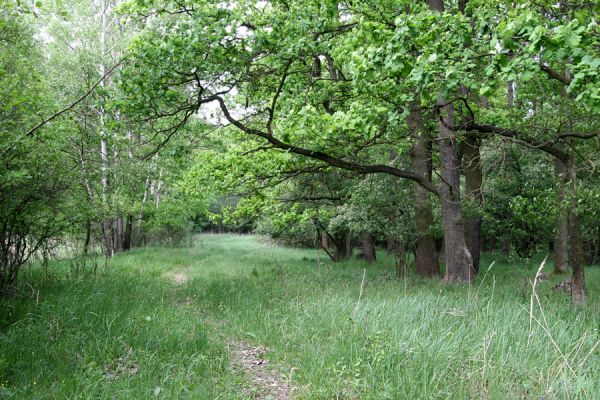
[1,234,600,399]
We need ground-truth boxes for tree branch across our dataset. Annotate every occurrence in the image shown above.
[212,96,440,196]
[24,57,127,137]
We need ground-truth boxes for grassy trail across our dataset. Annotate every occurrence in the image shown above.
[1,234,600,399]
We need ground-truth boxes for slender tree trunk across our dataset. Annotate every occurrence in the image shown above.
[409,102,439,277]
[83,219,92,255]
[135,176,151,247]
[99,0,113,257]
[123,215,133,251]
[361,231,376,263]
[566,154,586,305]
[321,232,329,251]
[437,99,473,282]
[114,216,123,252]
[554,155,569,274]
[463,134,483,275]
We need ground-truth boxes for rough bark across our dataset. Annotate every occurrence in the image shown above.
[554,155,569,274]
[463,134,483,274]
[427,0,472,282]
[361,231,376,263]
[409,103,440,277]
[333,232,353,261]
[437,99,473,282]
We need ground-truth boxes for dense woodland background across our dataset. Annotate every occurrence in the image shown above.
[2,0,599,300]
[1,0,600,397]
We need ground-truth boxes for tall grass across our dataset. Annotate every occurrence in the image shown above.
[2,234,600,399]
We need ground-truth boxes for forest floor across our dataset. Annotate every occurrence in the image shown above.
[1,234,600,399]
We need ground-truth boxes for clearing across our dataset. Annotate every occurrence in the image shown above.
[1,234,600,399]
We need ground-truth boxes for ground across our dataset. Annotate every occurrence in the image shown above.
[1,234,600,399]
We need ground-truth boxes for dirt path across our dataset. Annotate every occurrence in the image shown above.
[164,266,294,398]
[227,340,293,400]
[162,266,191,285]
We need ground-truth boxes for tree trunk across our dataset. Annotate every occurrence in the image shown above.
[333,232,353,261]
[437,99,473,282]
[361,231,376,263]
[502,234,510,256]
[386,237,396,255]
[409,102,439,277]
[99,0,113,258]
[567,154,586,305]
[554,156,569,274]
[114,216,123,252]
[135,176,151,247]
[321,232,329,251]
[83,219,92,255]
[463,134,483,275]
[123,215,133,251]
[426,0,472,282]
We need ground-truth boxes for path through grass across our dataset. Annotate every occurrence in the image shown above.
[2,234,600,399]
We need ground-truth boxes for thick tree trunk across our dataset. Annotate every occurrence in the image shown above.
[333,232,353,261]
[409,103,439,277]
[463,134,483,275]
[554,156,569,274]
[361,231,376,263]
[437,99,473,282]
[426,0,472,281]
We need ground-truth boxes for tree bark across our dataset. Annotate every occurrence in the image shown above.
[135,176,151,247]
[114,216,123,252]
[554,155,569,274]
[386,237,396,255]
[123,215,133,251]
[99,0,113,258]
[409,103,439,277]
[361,231,376,263]
[333,232,353,261]
[437,99,473,282]
[567,154,586,305]
[427,0,472,282]
[463,134,483,274]
[83,219,92,255]
[321,232,329,251]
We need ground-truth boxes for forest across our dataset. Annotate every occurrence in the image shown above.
[1,0,600,398]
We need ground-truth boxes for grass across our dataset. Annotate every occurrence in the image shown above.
[1,234,600,399]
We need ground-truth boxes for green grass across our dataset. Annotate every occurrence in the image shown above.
[2,234,600,399]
